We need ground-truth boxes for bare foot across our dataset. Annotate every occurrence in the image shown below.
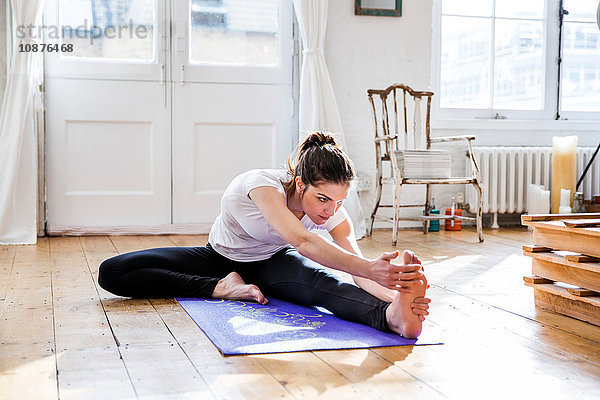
[211,272,268,305]
[385,250,427,339]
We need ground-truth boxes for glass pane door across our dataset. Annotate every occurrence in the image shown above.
[45,0,166,81]
[171,0,295,225]
[45,0,172,231]
[60,0,155,61]
[190,0,279,65]
[174,0,292,84]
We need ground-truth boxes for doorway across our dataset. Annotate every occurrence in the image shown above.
[44,0,296,234]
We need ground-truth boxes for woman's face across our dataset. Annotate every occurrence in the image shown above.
[296,178,350,224]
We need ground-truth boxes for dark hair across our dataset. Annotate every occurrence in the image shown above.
[283,131,355,196]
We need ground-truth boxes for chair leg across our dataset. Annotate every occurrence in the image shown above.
[392,183,402,246]
[474,181,484,242]
[369,173,383,237]
[423,184,431,234]
[368,215,375,237]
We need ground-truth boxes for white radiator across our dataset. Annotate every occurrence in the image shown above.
[466,146,600,222]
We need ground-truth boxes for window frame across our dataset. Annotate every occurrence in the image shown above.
[431,0,600,123]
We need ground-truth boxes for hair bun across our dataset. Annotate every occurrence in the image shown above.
[303,131,338,149]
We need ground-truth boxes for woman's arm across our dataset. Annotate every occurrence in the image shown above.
[249,186,422,290]
[329,220,400,303]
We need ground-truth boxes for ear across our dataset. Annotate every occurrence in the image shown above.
[295,175,304,193]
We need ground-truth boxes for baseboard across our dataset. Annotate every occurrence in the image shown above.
[46,223,213,236]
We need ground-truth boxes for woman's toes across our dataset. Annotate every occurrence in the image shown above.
[257,292,268,305]
[249,284,268,304]
[402,250,413,265]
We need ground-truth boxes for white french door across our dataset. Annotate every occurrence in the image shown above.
[171,0,293,225]
[45,0,295,233]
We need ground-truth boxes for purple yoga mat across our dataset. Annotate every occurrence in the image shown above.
[176,297,442,355]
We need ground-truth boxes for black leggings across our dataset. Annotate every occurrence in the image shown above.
[98,243,392,332]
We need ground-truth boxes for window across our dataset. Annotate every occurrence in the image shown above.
[189,0,279,65]
[60,0,155,61]
[561,0,600,112]
[434,0,600,120]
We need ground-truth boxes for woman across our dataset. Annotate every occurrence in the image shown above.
[98,132,430,338]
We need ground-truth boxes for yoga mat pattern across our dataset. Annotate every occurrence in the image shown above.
[176,297,442,355]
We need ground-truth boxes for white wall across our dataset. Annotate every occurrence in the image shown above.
[326,0,599,227]
[326,0,434,227]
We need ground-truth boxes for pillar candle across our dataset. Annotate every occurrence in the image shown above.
[551,136,577,213]
[533,185,542,214]
[540,190,550,214]
[527,184,535,214]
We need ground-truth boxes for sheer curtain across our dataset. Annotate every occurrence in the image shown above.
[0,0,45,244]
[291,0,366,239]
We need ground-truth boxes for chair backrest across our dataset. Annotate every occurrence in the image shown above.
[367,84,434,160]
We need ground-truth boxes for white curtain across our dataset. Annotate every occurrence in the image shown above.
[0,0,45,244]
[292,0,366,239]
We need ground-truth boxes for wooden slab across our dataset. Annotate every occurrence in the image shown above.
[526,220,600,237]
[523,253,600,293]
[565,254,600,263]
[525,221,600,258]
[563,219,600,228]
[566,287,599,297]
[524,282,600,326]
[522,213,600,222]
[523,275,553,284]
[523,251,600,273]
[522,245,552,252]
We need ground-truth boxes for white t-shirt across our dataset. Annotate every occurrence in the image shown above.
[208,169,349,262]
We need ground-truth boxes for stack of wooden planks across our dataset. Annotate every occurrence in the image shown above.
[522,213,600,326]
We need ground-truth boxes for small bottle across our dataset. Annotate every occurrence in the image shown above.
[456,192,465,210]
[445,196,462,231]
[572,192,585,213]
[429,197,440,232]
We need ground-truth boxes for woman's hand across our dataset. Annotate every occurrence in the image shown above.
[368,250,425,293]
[411,297,431,321]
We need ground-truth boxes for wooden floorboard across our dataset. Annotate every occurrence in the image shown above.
[0,245,17,301]
[1,228,600,399]
[49,236,135,400]
[84,235,216,399]
[0,238,57,400]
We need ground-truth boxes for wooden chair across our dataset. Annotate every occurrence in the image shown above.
[367,84,483,245]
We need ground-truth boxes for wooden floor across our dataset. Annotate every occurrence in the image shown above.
[1,228,600,399]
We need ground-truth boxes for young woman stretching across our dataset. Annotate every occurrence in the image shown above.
[98,132,430,338]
